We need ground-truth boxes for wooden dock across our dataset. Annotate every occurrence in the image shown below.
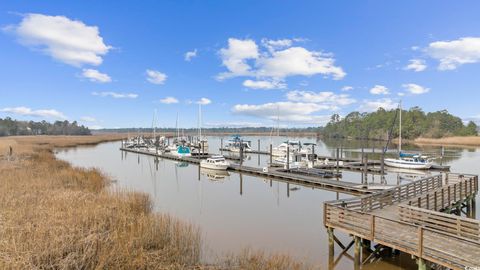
[120,147,374,195]
[324,173,479,269]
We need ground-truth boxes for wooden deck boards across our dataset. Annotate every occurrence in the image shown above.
[324,173,480,269]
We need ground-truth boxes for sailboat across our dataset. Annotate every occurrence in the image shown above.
[384,102,433,169]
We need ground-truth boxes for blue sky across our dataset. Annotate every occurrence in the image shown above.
[1,1,480,129]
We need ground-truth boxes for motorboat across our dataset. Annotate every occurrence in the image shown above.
[200,155,230,170]
[272,140,302,157]
[225,135,252,152]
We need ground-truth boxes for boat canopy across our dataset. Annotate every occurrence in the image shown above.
[177,145,191,154]
[399,152,416,158]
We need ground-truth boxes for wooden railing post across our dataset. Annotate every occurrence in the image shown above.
[454,184,457,202]
[370,215,375,240]
[418,197,421,208]
[448,186,451,205]
[434,191,437,211]
[441,189,445,209]
[426,194,430,210]
[418,226,424,258]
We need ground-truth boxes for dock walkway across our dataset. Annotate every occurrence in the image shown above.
[120,147,373,195]
[324,173,479,269]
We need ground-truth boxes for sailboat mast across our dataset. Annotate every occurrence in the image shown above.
[399,101,402,154]
[176,113,179,139]
[198,104,202,139]
[152,109,157,139]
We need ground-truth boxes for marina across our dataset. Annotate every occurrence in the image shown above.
[114,134,480,269]
[56,136,480,269]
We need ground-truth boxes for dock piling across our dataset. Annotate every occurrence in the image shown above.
[286,145,290,170]
[269,144,273,165]
[336,148,339,176]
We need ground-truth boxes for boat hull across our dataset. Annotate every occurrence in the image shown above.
[384,158,432,169]
[200,161,229,170]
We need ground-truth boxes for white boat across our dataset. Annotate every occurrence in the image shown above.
[384,101,433,170]
[225,135,252,152]
[384,156,433,169]
[272,140,301,157]
[200,155,230,170]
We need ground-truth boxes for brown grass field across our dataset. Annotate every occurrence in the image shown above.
[414,136,480,147]
[0,135,311,270]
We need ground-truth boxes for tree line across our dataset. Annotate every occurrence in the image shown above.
[322,107,478,140]
[98,126,321,135]
[0,118,91,136]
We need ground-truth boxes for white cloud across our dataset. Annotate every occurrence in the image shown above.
[7,13,111,66]
[242,79,286,90]
[426,37,480,70]
[159,96,179,104]
[286,90,356,107]
[359,98,397,112]
[81,68,111,83]
[146,69,167,85]
[402,83,430,94]
[184,49,197,61]
[1,106,67,119]
[369,85,389,95]
[256,47,345,80]
[217,38,259,80]
[92,91,138,99]
[197,98,211,105]
[232,101,332,124]
[341,86,353,91]
[80,116,96,122]
[217,38,345,83]
[261,38,293,52]
[404,59,427,72]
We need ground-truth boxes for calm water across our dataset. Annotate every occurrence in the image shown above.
[56,136,479,269]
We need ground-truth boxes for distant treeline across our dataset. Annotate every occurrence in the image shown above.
[322,107,478,140]
[97,127,321,135]
[0,118,91,136]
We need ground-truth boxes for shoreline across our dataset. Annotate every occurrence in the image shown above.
[0,135,310,269]
[413,136,480,147]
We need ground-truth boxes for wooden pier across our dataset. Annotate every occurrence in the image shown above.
[120,147,375,195]
[324,173,479,269]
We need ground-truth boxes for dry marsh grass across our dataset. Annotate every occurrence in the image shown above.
[414,136,480,147]
[0,135,312,269]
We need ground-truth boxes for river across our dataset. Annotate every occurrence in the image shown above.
[55,136,479,269]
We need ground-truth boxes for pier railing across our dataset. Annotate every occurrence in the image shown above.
[405,174,478,211]
[398,204,480,242]
[324,173,480,269]
[327,174,443,212]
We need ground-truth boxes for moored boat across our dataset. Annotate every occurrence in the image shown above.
[200,155,230,170]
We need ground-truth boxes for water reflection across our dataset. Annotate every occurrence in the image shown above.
[55,136,480,269]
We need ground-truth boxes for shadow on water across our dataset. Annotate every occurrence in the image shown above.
[56,136,479,269]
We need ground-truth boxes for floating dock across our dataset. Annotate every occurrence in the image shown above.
[120,147,375,195]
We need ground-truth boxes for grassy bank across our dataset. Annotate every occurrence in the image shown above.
[0,135,310,269]
[414,136,480,147]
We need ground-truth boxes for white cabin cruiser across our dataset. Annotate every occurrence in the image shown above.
[225,135,252,152]
[200,155,230,170]
[272,140,302,157]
